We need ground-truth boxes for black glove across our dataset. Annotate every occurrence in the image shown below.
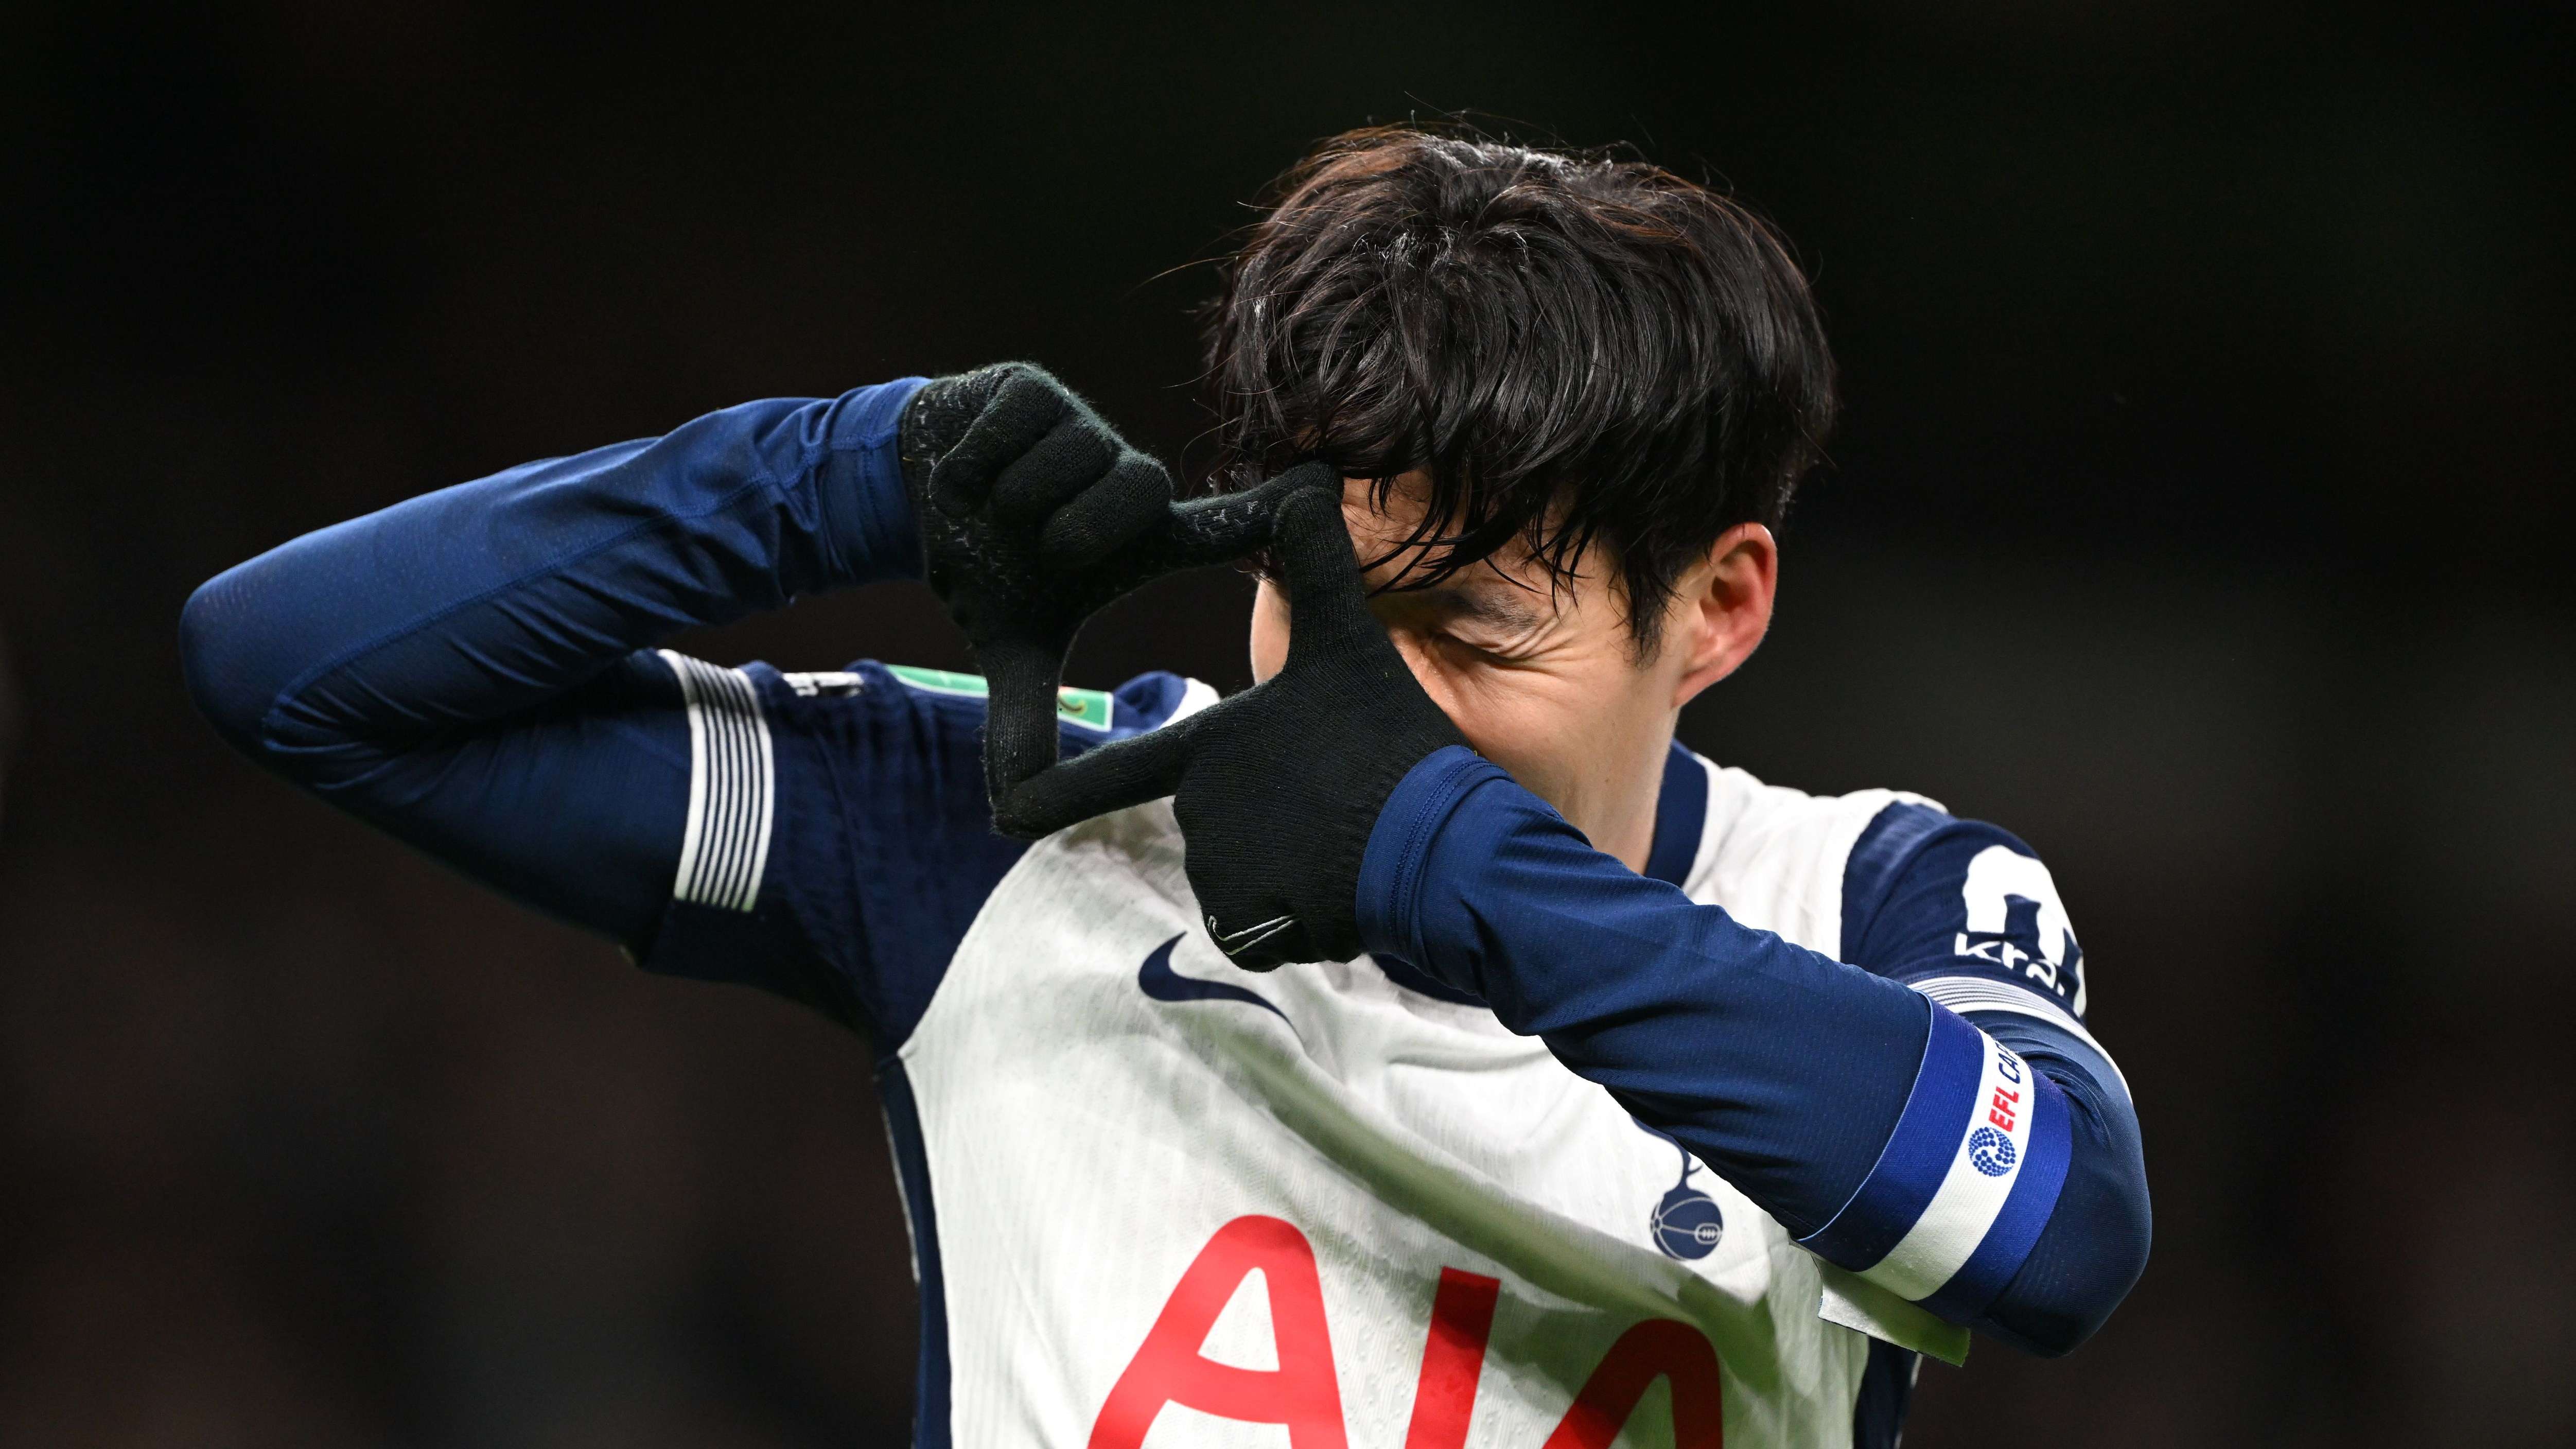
[996,474,1470,968]
[900,363,1295,811]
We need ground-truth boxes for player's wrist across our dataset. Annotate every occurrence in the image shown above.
[816,376,932,587]
[1354,744,1504,979]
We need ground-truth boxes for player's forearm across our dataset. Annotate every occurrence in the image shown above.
[1359,748,1927,1224]
[1358,747,2143,1351]
[180,379,926,777]
[177,379,926,942]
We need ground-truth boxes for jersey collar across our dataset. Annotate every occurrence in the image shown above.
[1643,739,1709,888]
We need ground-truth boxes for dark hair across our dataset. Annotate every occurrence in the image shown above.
[1203,124,1837,654]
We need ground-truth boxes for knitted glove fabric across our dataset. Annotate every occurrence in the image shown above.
[997,476,1469,968]
[900,363,1294,811]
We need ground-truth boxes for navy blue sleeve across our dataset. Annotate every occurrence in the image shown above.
[1839,804,2151,1357]
[181,379,928,945]
[179,379,1026,1037]
[1356,749,2147,1355]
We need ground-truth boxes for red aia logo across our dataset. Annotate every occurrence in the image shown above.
[1090,1216,1724,1449]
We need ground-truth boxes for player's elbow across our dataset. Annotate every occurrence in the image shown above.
[179,566,288,762]
[1977,1128,2153,1357]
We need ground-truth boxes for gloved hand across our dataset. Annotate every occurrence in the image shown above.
[901,363,1295,811]
[996,474,1469,968]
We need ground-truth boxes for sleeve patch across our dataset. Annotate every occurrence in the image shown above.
[1800,1009,2073,1316]
[660,651,775,912]
[1861,1026,2049,1301]
[882,663,1116,732]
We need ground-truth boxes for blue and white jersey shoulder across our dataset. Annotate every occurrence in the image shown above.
[1674,750,2122,1327]
[1839,798,2100,1052]
[634,654,1213,1044]
[1681,749,2102,1050]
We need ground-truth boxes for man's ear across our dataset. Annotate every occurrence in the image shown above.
[1668,523,1778,709]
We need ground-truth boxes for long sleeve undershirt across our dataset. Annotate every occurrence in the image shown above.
[182,381,930,946]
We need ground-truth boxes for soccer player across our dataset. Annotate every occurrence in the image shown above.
[182,127,2148,1447]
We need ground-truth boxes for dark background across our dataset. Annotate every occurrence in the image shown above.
[3,3,2570,1445]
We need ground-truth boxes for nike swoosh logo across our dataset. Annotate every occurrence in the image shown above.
[1208,911,1296,958]
[1138,934,1286,1023]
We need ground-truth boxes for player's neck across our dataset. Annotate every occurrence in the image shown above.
[1562,720,1677,878]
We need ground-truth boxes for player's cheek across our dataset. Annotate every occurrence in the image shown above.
[1490,665,1621,772]
[1389,634,1486,729]
[1430,657,1550,765]
[1387,630,1450,698]
[1246,582,1290,683]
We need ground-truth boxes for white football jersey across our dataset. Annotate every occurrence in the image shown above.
[896,753,1952,1449]
[647,657,2105,1449]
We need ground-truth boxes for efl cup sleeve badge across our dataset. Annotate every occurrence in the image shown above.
[1967,1126,2017,1176]
[1861,1028,2041,1301]
[1799,1010,2072,1317]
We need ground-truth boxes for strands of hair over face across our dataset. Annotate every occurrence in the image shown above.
[1202,124,1837,653]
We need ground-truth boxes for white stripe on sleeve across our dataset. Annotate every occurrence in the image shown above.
[660,650,775,913]
[1861,1031,2037,1301]
[1909,974,2127,1097]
